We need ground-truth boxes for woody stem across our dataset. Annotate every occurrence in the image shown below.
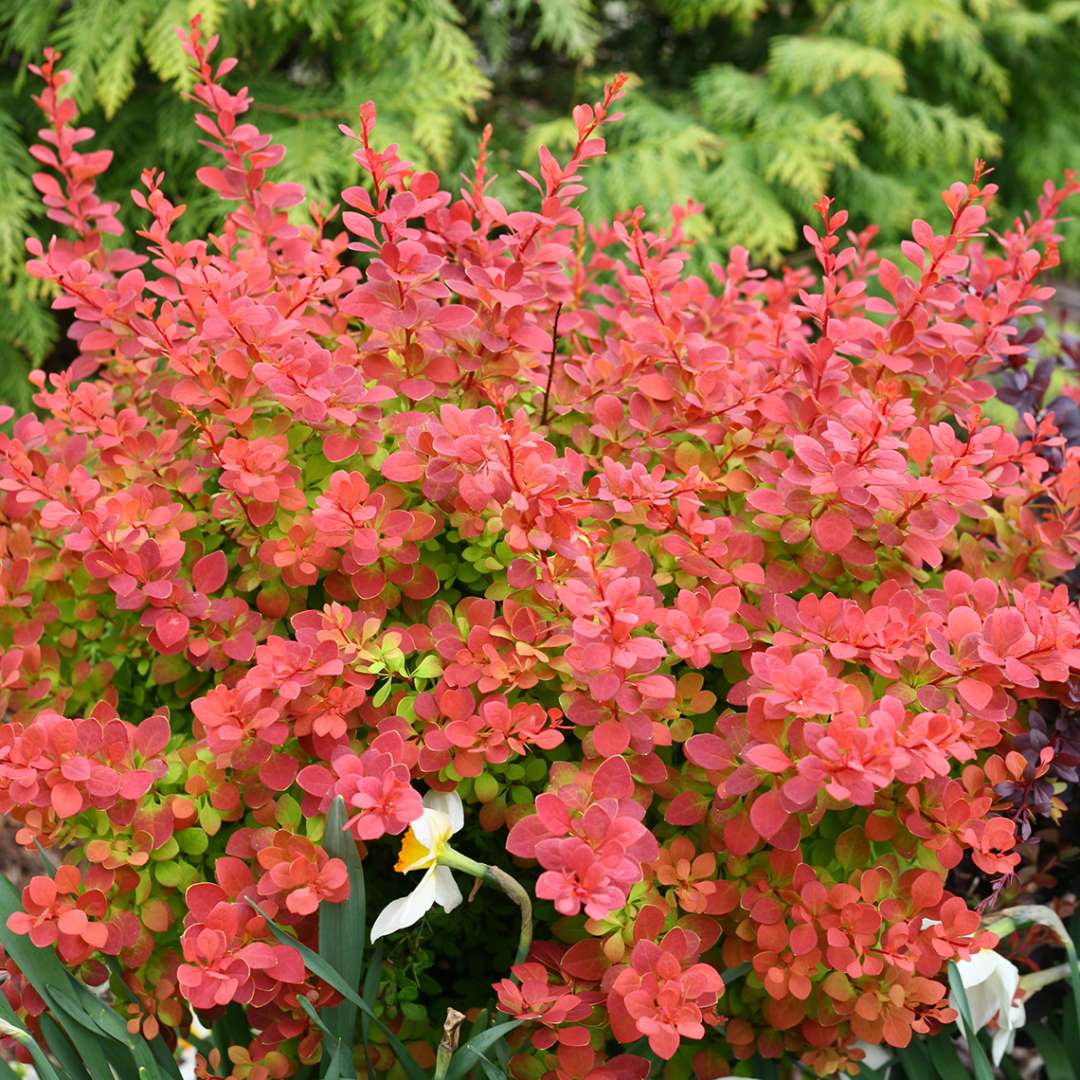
[540,303,563,426]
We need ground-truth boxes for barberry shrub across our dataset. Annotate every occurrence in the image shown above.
[1,16,1080,1079]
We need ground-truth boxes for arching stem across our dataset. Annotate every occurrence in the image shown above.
[440,850,533,965]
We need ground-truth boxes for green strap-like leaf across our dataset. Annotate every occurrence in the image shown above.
[947,962,996,1080]
[297,996,344,1080]
[319,795,367,1079]
[249,900,428,1080]
[0,988,64,1080]
[44,980,155,1080]
[39,1013,93,1080]
[1001,1053,1023,1080]
[1028,1021,1078,1080]
[894,1038,932,1079]
[443,1019,523,1080]
[39,1006,118,1080]
[925,1033,972,1080]
[1065,937,1080,1066]
[0,1054,23,1080]
[360,944,383,1080]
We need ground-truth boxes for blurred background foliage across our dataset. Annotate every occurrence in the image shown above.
[2,0,1080,408]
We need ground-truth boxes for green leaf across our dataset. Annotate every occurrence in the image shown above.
[0,991,64,1080]
[323,1039,345,1080]
[1001,1055,1023,1080]
[947,962,996,1080]
[894,1040,932,1079]
[412,655,443,680]
[42,1005,122,1080]
[444,1020,523,1080]
[249,900,428,1080]
[720,961,751,985]
[745,1057,779,1080]
[44,980,157,1080]
[361,944,383,1080]
[853,1066,887,1080]
[320,795,367,1080]
[1063,912,1080,1062]
[39,1013,93,1080]
[1028,1021,1077,1080]
[1065,940,1080,1064]
[768,35,906,95]
[925,1033,970,1080]
[211,1003,251,1067]
[298,993,345,1080]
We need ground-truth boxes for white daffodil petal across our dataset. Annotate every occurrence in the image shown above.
[423,790,464,833]
[993,999,1025,1066]
[957,949,1000,986]
[951,950,1022,1034]
[962,980,1004,1033]
[432,865,463,914]
[370,868,439,942]
[991,1000,1024,1066]
[991,1026,1014,1067]
[409,808,449,852]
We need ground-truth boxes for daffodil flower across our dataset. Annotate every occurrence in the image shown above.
[950,948,1025,1066]
[370,790,467,943]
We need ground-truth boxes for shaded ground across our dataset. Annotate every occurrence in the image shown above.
[0,817,41,894]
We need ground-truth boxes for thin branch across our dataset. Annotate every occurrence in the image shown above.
[540,302,563,426]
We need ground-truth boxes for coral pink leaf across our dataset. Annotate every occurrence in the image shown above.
[665,791,708,826]
[432,305,475,331]
[592,756,634,800]
[51,782,83,819]
[957,676,993,710]
[749,789,789,841]
[685,734,727,771]
[638,374,674,401]
[811,511,854,554]
[381,451,425,482]
[193,550,229,594]
[744,744,792,773]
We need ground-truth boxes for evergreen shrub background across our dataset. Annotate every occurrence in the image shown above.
[2,0,1080,407]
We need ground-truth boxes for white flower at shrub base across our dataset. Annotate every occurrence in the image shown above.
[949,949,1026,1065]
[855,1040,894,1073]
[370,790,465,942]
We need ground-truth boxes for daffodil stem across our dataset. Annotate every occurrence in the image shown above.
[440,850,533,965]
[484,865,533,966]
[1020,962,1072,996]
